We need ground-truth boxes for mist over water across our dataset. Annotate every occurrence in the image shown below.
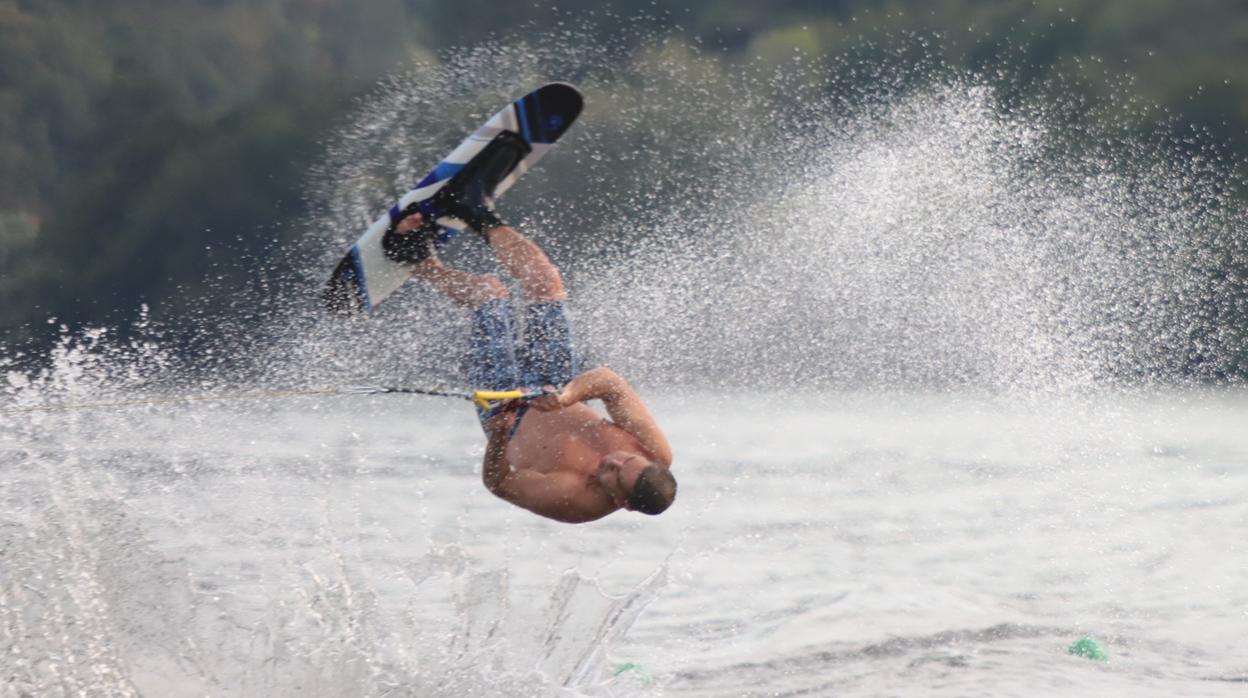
[4,25,1248,697]
[581,80,1243,391]
[281,29,1247,395]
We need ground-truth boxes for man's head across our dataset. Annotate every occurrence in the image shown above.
[627,464,678,514]
[597,451,677,515]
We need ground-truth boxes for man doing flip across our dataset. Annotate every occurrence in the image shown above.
[383,144,676,524]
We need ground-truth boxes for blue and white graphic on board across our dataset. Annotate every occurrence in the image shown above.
[323,82,583,313]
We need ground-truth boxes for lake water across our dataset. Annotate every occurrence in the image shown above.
[4,388,1246,696]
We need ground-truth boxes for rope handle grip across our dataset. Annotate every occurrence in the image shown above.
[471,386,556,410]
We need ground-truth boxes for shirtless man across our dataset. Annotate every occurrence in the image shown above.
[386,195,676,524]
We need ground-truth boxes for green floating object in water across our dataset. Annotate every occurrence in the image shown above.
[1068,637,1107,661]
[614,662,642,676]
[614,661,653,683]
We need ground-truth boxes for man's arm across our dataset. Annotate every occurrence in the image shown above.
[480,414,613,523]
[480,414,514,492]
[543,367,673,466]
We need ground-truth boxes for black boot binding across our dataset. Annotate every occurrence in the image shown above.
[380,206,440,264]
[434,131,531,236]
[380,131,531,264]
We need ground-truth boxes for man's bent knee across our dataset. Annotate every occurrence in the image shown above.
[468,276,509,307]
[527,272,566,303]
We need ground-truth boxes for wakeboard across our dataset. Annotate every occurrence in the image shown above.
[322,82,583,313]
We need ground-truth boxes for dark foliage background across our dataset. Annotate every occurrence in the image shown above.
[2,0,1246,371]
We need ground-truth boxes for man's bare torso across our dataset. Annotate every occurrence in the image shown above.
[504,402,649,476]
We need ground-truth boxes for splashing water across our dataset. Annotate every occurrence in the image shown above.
[2,360,671,695]
[3,25,1248,697]
[270,28,1246,396]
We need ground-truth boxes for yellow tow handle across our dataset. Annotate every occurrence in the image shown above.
[470,389,530,410]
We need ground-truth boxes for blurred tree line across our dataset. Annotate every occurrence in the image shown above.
[1,0,1245,373]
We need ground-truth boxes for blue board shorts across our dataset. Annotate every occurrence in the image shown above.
[466,299,578,429]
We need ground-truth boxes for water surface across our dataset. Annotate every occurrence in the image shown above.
[4,389,1245,696]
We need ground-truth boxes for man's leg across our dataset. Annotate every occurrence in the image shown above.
[427,131,565,303]
[385,212,559,304]
[481,225,566,303]
[400,205,576,386]
[472,224,579,388]
[409,253,523,429]
[411,256,508,308]
[411,255,517,385]
[428,135,575,385]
